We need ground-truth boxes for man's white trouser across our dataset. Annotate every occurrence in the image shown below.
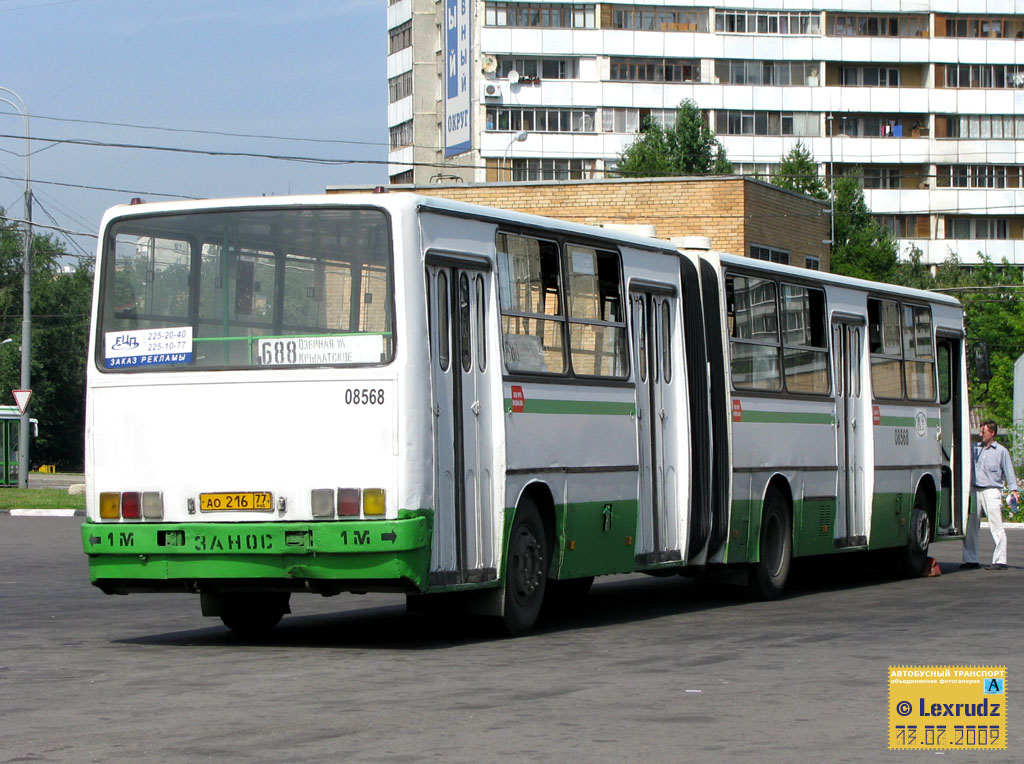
[963,487,1007,565]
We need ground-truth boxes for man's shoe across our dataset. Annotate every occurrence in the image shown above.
[959,562,981,569]
[985,564,1008,570]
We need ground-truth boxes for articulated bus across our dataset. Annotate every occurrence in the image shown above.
[82,193,969,635]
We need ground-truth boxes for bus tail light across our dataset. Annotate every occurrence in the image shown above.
[363,489,386,517]
[336,489,360,517]
[142,492,164,519]
[311,489,335,518]
[99,492,120,519]
[98,491,163,520]
[121,492,142,519]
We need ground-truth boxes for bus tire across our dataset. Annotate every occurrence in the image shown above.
[748,488,792,601]
[501,498,548,636]
[898,498,931,578]
[217,593,289,636]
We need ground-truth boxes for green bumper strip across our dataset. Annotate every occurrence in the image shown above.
[82,513,433,590]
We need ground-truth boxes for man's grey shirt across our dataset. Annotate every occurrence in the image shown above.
[973,440,1018,492]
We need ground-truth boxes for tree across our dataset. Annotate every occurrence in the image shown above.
[829,170,900,282]
[0,209,93,470]
[770,141,828,200]
[617,99,733,177]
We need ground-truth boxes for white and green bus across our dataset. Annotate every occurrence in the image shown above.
[82,193,970,635]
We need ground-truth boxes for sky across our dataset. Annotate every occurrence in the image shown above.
[0,0,388,261]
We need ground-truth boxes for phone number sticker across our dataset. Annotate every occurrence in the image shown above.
[105,326,193,368]
[889,665,1006,750]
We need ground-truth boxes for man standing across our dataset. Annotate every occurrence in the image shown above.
[962,420,1020,570]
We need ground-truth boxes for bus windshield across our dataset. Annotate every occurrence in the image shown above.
[97,207,394,371]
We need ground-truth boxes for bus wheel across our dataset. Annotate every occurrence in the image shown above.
[217,593,290,636]
[501,499,548,636]
[898,498,931,578]
[748,488,792,601]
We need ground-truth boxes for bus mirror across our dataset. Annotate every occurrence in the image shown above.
[972,341,992,383]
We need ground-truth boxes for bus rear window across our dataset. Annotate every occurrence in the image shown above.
[98,207,394,371]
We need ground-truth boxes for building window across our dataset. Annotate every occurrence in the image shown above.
[610,5,708,32]
[602,107,679,133]
[388,71,412,103]
[486,106,596,133]
[715,111,819,137]
[838,66,900,87]
[715,10,821,35]
[389,120,413,149]
[936,165,1021,189]
[875,215,922,238]
[732,162,779,179]
[831,115,917,137]
[484,2,596,28]
[609,57,700,82]
[388,21,411,54]
[510,158,595,181]
[828,14,927,37]
[940,114,1024,139]
[498,57,578,80]
[715,60,818,86]
[862,166,902,189]
[750,245,790,264]
[804,256,820,271]
[940,64,1024,89]
[389,170,413,184]
[940,15,1024,38]
[944,217,1009,240]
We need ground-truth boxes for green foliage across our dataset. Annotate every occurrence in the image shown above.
[829,171,900,282]
[0,210,93,470]
[770,142,828,200]
[0,487,84,510]
[617,100,733,177]
[931,256,1024,431]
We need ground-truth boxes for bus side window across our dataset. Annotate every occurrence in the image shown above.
[726,273,782,391]
[437,270,450,371]
[867,297,903,398]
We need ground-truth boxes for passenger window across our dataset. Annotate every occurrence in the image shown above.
[780,283,829,394]
[496,233,565,374]
[868,297,903,398]
[904,304,935,400]
[565,244,627,378]
[726,274,782,391]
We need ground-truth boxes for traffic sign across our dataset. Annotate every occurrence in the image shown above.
[12,389,31,414]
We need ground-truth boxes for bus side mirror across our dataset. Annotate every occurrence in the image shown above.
[973,341,992,383]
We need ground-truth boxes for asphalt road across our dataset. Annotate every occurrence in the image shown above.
[1,517,1021,764]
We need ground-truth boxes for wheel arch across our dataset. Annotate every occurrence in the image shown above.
[757,473,794,564]
[914,473,938,543]
[511,480,557,572]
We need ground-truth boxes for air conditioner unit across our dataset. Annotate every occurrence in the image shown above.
[482,82,502,100]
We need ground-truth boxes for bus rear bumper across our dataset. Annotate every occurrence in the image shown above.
[81,512,433,595]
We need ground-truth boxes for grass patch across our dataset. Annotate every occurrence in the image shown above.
[0,487,85,510]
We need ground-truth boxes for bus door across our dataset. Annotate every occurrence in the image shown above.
[936,334,963,534]
[832,319,868,547]
[427,261,497,585]
[631,288,680,564]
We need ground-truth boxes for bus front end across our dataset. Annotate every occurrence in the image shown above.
[82,198,432,632]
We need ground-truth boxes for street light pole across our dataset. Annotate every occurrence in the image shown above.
[502,130,528,182]
[0,86,32,489]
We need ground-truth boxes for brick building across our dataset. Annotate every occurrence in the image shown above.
[327,175,831,270]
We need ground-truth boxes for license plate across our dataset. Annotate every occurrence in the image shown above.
[199,492,273,511]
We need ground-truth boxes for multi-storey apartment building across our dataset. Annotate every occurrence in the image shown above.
[386,1,1024,265]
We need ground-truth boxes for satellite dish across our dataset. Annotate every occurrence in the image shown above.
[508,70,520,85]
[482,55,498,74]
